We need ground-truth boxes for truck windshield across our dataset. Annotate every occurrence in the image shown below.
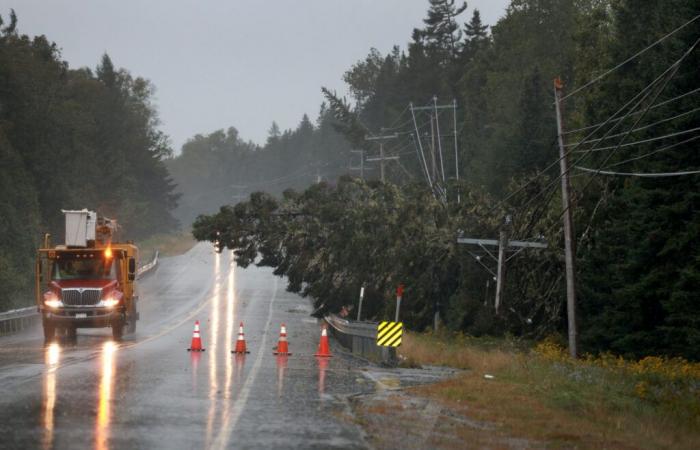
[51,258,117,281]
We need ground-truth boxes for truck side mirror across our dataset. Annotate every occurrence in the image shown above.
[128,257,136,281]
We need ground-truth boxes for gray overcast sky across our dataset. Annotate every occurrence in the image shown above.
[2,0,509,152]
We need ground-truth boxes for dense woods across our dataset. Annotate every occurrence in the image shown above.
[0,12,179,310]
[192,0,700,360]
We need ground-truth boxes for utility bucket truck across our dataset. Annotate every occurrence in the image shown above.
[36,210,139,341]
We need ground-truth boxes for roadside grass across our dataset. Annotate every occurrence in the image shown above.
[137,231,196,262]
[398,332,700,449]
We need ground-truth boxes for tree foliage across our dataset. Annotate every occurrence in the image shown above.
[0,12,179,310]
[193,177,564,336]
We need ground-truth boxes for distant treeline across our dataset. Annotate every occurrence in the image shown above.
[167,110,352,226]
[0,12,179,310]
[190,0,700,360]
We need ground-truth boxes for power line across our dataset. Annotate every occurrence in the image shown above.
[560,13,700,102]
[381,106,413,131]
[573,36,700,189]
[564,107,700,144]
[563,87,700,135]
[502,35,700,215]
[491,60,672,212]
[539,37,698,241]
[605,134,700,168]
[574,166,700,177]
[570,127,700,152]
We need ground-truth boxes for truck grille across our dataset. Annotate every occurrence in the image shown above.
[61,288,102,306]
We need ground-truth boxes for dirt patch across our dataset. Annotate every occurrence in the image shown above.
[351,389,536,449]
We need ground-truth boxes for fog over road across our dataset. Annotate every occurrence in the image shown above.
[0,243,370,449]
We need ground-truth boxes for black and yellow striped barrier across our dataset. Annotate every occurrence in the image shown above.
[377,321,403,347]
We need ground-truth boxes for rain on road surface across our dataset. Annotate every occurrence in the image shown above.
[0,243,372,449]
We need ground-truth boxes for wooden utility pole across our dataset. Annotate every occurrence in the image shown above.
[458,221,547,314]
[430,114,437,183]
[365,134,398,183]
[554,77,578,358]
[494,217,510,314]
[453,99,460,203]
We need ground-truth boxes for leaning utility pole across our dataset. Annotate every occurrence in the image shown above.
[494,216,511,313]
[554,77,578,358]
[457,219,547,314]
[433,96,446,183]
[453,99,460,203]
[365,133,398,182]
[429,114,437,183]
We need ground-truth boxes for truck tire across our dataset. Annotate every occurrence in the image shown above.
[112,320,124,340]
[42,319,55,343]
[67,326,77,340]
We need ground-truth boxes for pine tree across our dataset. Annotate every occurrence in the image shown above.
[422,0,468,62]
[462,9,489,61]
[267,121,281,144]
[96,53,117,88]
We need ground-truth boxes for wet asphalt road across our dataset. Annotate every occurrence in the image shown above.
[0,243,373,450]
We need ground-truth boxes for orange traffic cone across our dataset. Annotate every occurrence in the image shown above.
[187,320,205,352]
[273,323,292,355]
[314,324,333,357]
[232,322,250,354]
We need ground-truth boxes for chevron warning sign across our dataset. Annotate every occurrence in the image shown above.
[377,321,403,347]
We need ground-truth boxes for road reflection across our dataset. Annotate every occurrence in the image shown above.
[205,251,222,446]
[219,256,238,437]
[276,355,288,398]
[317,357,329,398]
[191,352,202,389]
[224,255,236,399]
[42,342,61,450]
[95,341,117,450]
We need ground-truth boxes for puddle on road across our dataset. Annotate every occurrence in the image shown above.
[360,365,461,391]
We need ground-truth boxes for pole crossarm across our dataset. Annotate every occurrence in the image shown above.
[365,134,399,141]
[458,231,548,314]
[366,156,400,162]
[365,134,399,182]
[411,105,455,111]
[457,237,548,249]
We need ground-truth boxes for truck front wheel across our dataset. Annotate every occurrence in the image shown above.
[42,318,56,343]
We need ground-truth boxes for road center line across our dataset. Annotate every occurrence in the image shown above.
[211,276,278,450]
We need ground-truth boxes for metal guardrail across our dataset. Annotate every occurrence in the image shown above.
[137,250,159,279]
[324,313,397,366]
[0,306,40,336]
[0,250,160,336]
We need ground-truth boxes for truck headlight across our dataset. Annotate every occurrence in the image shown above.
[101,298,120,308]
[44,292,63,308]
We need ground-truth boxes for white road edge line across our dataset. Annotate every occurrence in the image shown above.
[211,276,278,450]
